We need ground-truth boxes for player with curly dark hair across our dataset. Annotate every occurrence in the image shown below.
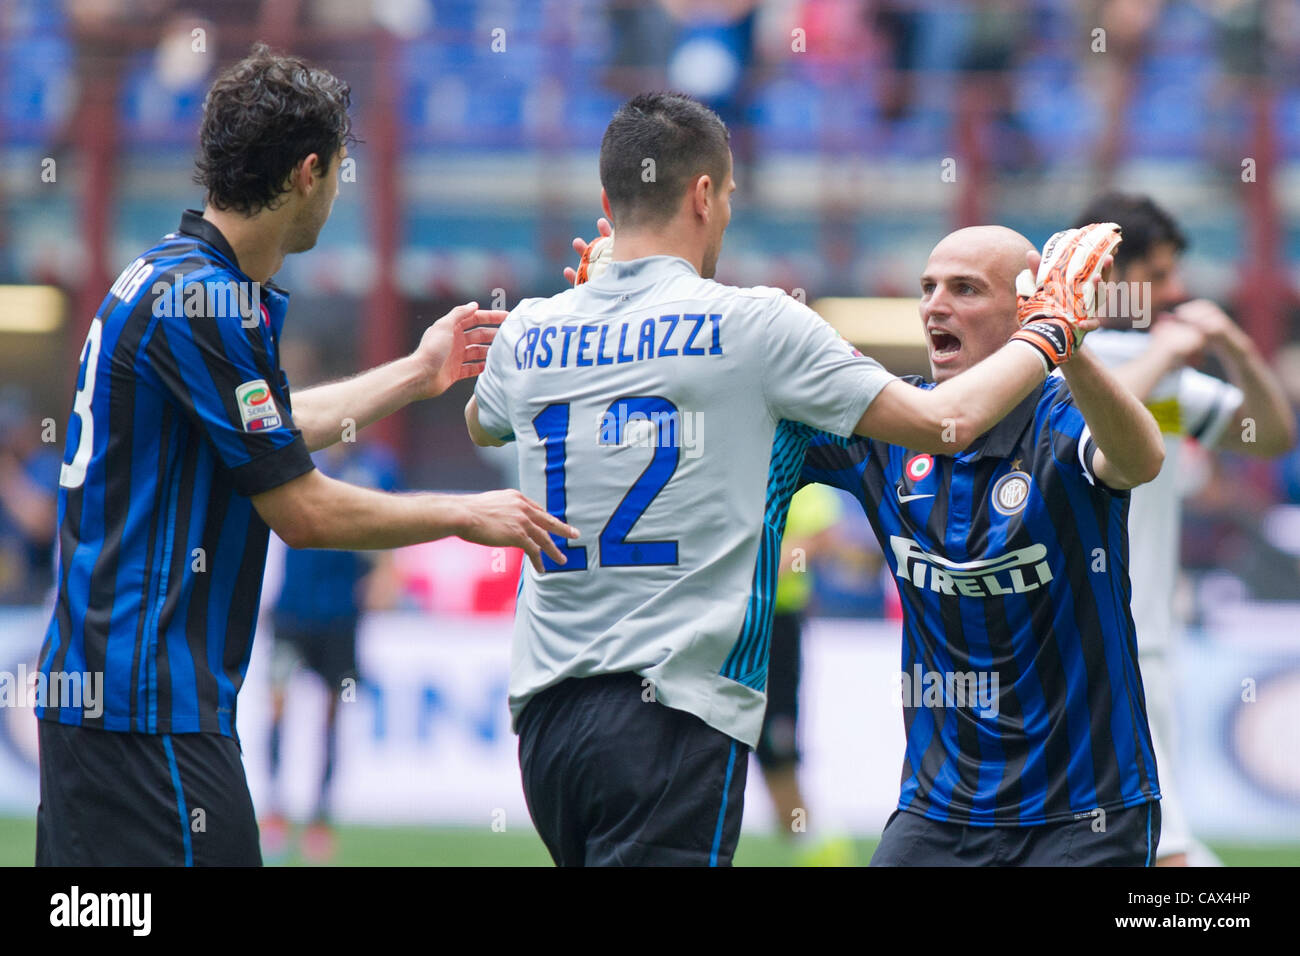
[194,44,355,222]
[35,46,576,866]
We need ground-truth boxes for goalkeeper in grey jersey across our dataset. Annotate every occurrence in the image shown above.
[465,92,1095,867]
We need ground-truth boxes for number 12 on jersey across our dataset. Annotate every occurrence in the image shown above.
[532,397,681,572]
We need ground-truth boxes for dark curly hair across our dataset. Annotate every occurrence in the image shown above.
[194,44,355,216]
[1072,192,1188,275]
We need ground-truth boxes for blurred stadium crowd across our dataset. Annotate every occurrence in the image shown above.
[2,0,1300,620]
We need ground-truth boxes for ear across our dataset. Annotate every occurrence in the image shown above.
[600,188,613,224]
[692,174,712,220]
[296,153,323,193]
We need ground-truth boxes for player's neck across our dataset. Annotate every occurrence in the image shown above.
[201,206,288,285]
[610,228,704,276]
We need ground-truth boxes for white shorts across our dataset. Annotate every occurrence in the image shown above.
[1140,648,1220,864]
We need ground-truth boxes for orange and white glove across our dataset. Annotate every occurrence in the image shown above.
[574,234,614,286]
[1011,222,1123,368]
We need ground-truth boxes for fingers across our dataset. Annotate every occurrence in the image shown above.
[509,514,557,575]
[1015,268,1037,300]
[441,302,479,325]
[527,523,574,571]
[455,362,486,382]
[535,507,579,540]
[464,309,507,329]
[1043,230,1087,292]
[456,309,505,335]
[567,222,610,287]
[1038,228,1081,285]
[519,497,579,573]
[1069,223,1122,288]
[521,536,544,574]
[534,527,565,569]
[444,309,502,351]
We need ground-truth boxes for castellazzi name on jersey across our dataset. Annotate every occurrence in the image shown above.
[512,314,723,370]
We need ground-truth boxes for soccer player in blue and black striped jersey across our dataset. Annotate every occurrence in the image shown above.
[471,96,1095,867]
[802,225,1168,865]
[34,46,575,866]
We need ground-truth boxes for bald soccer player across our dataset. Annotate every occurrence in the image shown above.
[802,226,1169,865]
[471,94,1104,867]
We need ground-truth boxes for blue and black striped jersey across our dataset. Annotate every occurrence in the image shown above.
[37,211,315,738]
[803,375,1160,826]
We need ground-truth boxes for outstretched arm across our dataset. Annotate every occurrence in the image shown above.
[853,340,1051,453]
[252,468,577,572]
[292,303,505,450]
[855,226,1118,454]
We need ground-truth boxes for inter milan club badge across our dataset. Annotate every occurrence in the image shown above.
[991,470,1031,516]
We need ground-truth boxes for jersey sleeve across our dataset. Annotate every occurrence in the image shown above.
[761,297,897,437]
[472,314,518,442]
[799,430,868,493]
[1176,367,1243,447]
[1044,383,1125,495]
[144,279,314,497]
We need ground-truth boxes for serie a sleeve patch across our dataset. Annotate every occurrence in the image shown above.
[234,379,282,432]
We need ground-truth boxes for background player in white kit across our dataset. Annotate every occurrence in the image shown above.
[466,92,1103,866]
[1074,193,1296,866]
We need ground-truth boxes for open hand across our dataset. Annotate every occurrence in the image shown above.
[413,302,508,399]
[456,489,580,573]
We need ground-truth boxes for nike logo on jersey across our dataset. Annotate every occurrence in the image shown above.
[898,492,935,503]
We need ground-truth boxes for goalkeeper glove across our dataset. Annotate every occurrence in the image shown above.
[1012,222,1123,368]
[575,234,614,286]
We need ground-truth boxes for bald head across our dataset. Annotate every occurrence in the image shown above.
[929,226,1034,291]
[918,225,1034,382]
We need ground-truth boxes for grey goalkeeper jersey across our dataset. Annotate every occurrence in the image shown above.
[474,255,896,746]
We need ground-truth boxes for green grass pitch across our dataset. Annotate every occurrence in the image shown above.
[1,815,1297,866]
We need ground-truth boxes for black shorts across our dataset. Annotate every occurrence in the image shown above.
[755,611,802,771]
[36,720,261,866]
[272,611,359,689]
[870,801,1161,867]
[517,671,749,867]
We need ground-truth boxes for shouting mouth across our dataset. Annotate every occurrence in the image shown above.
[928,327,962,364]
